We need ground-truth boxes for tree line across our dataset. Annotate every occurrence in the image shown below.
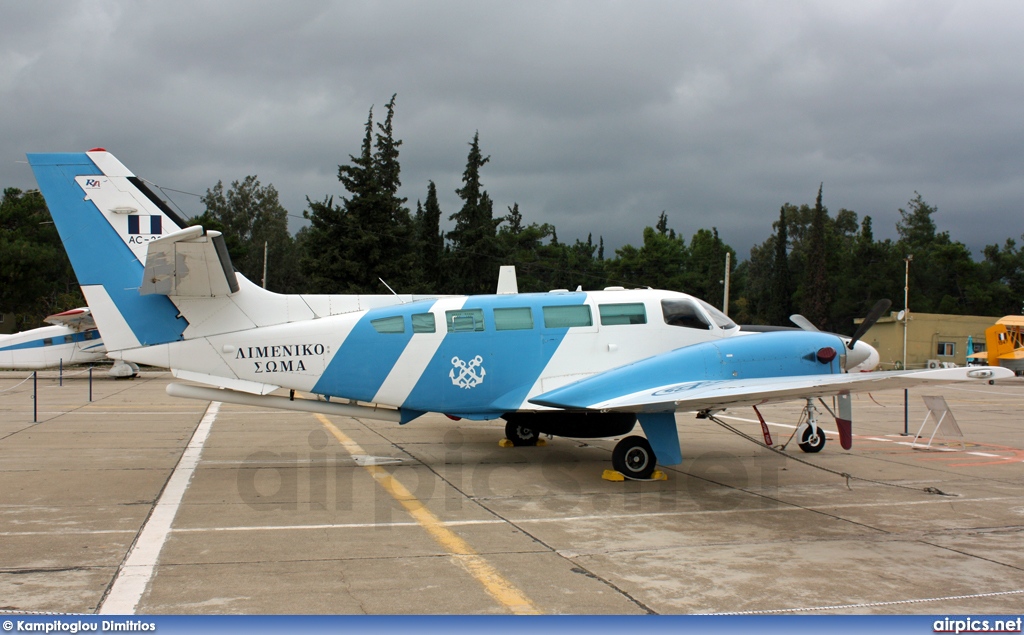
[3,94,1024,335]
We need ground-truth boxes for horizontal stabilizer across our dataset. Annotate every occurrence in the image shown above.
[141,226,239,297]
[43,307,96,331]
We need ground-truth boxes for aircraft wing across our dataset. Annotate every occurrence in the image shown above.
[43,307,96,331]
[531,366,1012,414]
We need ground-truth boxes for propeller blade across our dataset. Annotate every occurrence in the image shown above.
[848,299,892,349]
[789,314,819,332]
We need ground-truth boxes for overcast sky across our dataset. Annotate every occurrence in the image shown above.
[3,1,1022,259]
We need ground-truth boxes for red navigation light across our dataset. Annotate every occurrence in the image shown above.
[88,147,106,152]
[816,347,838,364]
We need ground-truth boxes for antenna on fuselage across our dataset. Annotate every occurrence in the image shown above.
[379,278,403,302]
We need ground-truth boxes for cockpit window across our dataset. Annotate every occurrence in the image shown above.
[696,299,737,330]
[661,299,712,330]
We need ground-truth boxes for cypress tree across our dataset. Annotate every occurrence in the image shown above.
[447,132,500,294]
[801,184,830,329]
[767,206,792,325]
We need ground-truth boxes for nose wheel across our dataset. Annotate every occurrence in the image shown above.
[797,423,826,452]
[795,398,826,453]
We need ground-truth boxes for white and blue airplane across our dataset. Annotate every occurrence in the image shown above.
[26,150,1012,478]
[0,307,139,377]
[0,307,105,370]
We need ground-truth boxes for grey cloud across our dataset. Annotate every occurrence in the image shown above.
[3,0,1023,261]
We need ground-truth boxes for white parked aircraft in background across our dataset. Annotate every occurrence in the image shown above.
[0,307,138,377]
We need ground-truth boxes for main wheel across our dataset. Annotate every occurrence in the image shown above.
[612,436,657,479]
[505,420,539,446]
[797,424,826,453]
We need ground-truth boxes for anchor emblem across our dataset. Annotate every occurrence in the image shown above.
[450,355,486,389]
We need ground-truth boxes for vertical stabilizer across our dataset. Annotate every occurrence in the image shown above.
[27,151,189,350]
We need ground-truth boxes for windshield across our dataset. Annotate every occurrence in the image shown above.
[697,299,737,330]
[661,299,711,330]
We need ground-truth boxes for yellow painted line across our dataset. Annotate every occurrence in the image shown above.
[314,412,540,615]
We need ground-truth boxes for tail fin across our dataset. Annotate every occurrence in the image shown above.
[27,150,189,351]
[985,323,1016,367]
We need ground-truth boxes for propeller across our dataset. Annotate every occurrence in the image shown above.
[848,299,892,350]
[789,314,818,332]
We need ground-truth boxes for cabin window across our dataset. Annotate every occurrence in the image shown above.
[371,316,405,334]
[543,305,593,328]
[697,299,737,329]
[599,302,647,326]
[84,331,98,340]
[43,338,53,346]
[937,342,955,356]
[411,313,435,334]
[494,307,533,331]
[661,299,712,330]
[446,308,485,333]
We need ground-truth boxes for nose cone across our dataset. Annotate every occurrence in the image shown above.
[845,339,880,372]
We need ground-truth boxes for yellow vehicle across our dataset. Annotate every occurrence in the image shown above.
[984,316,1024,374]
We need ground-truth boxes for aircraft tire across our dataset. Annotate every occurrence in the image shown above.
[797,424,826,453]
[612,436,656,479]
[505,420,539,447]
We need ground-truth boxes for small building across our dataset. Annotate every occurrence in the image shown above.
[0,313,14,335]
[856,311,996,370]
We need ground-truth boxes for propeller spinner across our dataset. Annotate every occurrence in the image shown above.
[790,299,891,372]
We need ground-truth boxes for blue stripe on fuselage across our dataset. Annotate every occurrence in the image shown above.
[401,292,588,416]
[0,330,101,352]
[27,153,187,346]
[311,299,438,401]
[309,292,591,415]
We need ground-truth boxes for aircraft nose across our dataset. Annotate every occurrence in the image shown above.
[844,339,880,372]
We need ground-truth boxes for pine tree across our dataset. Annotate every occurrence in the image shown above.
[446,132,500,294]
[766,206,792,325]
[303,96,416,293]
[801,184,829,328]
[415,181,444,291]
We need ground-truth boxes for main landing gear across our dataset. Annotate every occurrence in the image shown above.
[504,419,540,447]
[611,436,657,480]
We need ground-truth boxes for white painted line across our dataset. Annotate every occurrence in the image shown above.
[0,529,136,537]
[167,496,1019,534]
[98,401,220,615]
[704,587,1024,615]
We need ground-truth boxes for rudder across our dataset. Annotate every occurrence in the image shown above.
[27,151,188,350]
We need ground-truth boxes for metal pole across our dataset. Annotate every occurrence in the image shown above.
[904,389,909,436]
[33,370,37,423]
[262,240,268,289]
[59,358,63,387]
[903,255,912,435]
[902,256,911,370]
[723,251,731,316]
[89,366,93,402]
